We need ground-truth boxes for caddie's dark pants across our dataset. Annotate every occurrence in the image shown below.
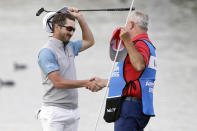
[114,97,150,131]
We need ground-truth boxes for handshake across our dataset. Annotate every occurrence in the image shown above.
[85,77,108,92]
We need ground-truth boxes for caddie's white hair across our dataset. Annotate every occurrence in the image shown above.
[130,11,149,31]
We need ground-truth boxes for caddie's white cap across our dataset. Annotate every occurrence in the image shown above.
[109,28,127,62]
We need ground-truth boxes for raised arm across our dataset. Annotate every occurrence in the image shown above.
[119,27,146,71]
[68,8,95,52]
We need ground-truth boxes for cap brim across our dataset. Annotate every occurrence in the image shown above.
[109,29,127,62]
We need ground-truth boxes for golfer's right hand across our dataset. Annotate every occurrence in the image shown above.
[67,7,83,20]
[86,79,102,92]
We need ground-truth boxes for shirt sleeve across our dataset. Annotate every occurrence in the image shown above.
[38,48,59,75]
[135,41,150,66]
[69,40,82,56]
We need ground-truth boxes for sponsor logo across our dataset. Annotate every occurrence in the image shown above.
[149,87,154,93]
[112,72,119,77]
[107,108,116,112]
[148,56,157,70]
[146,81,154,93]
[112,65,120,77]
[146,81,154,87]
[114,65,119,72]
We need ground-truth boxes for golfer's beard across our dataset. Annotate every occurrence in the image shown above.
[63,41,69,44]
[62,35,71,44]
[63,37,70,44]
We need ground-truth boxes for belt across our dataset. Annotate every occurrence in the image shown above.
[125,96,141,102]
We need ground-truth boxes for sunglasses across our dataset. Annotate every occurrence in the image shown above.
[59,25,75,32]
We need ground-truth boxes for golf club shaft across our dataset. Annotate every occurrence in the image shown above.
[36,7,135,16]
[79,7,135,11]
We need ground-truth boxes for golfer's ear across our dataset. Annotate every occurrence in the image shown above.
[53,24,59,32]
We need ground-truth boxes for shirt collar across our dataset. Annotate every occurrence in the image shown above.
[132,33,149,42]
[49,37,66,49]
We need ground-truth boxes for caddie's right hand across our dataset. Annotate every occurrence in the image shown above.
[85,79,102,92]
[86,77,107,92]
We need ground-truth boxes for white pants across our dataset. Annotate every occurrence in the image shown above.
[38,106,80,131]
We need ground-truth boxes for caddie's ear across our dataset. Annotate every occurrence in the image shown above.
[128,21,135,30]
